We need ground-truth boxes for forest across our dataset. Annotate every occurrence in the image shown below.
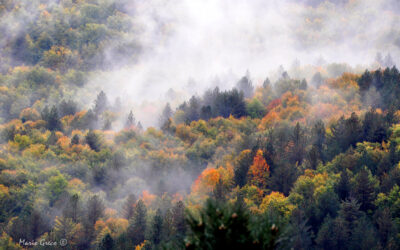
[1,0,400,249]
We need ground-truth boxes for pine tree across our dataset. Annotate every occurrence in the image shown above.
[86,195,104,226]
[234,150,253,187]
[99,233,114,250]
[336,170,351,201]
[125,110,135,128]
[42,105,62,131]
[123,194,136,220]
[151,209,163,245]
[290,122,306,164]
[236,75,254,98]
[172,201,186,238]
[159,103,173,127]
[94,90,108,116]
[128,199,147,246]
[63,193,80,223]
[353,168,375,212]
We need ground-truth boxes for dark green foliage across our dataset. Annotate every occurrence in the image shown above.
[185,199,253,249]
[127,199,147,246]
[99,233,114,250]
[172,201,186,238]
[71,134,80,145]
[290,122,307,164]
[234,150,254,187]
[178,87,247,123]
[327,112,362,159]
[283,210,313,250]
[86,130,102,152]
[41,105,62,131]
[336,170,351,201]
[151,209,163,245]
[59,99,78,117]
[86,195,105,226]
[352,168,375,212]
[186,199,281,250]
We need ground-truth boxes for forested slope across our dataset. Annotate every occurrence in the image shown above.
[1,0,400,249]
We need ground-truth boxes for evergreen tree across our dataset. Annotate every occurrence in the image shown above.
[234,150,253,187]
[336,170,351,201]
[159,103,173,127]
[128,199,147,246]
[42,105,62,131]
[290,122,307,164]
[99,233,114,250]
[125,110,135,128]
[63,193,80,223]
[236,76,254,98]
[172,201,186,238]
[94,91,108,116]
[151,209,163,245]
[85,130,101,152]
[86,195,104,226]
[123,194,136,220]
[353,168,375,212]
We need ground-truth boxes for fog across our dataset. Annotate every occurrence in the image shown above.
[75,0,400,126]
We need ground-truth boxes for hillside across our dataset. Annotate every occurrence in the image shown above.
[1,0,400,249]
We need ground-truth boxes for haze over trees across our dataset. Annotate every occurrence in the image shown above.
[2,0,400,249]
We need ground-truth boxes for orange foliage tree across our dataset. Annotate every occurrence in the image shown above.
[248,150,270,189]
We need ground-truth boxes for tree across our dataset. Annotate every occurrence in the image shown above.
[63,194,80,223]
[125,110,135,128]
[45,174,68,206]
[94,91,108,116]
[185,199,253,249]
[99,233,114,250]
[290,123,307,164]
[28,210,50,241]
[236,76,254,98]
[248,149,270,189]
[311,120,325,161]
[151,209,163,245]
[123,194,136,220]
[284,210,313,250]
[311,72,323,88]
[299,79,307,90]
[42,105,62,131]
[234,150,253,187]
[86,195,105,226]
[353,168,375,212]
[58,99,78,117]
[375,208,396,248]
[335,170,351,201]
[159,103,173,127]
[246,98,266,119]
[71,134,80,145]
[127,199,147,246]
[358,69,372,92]
[172,201,186,238]
[52,216,80,247]
[85,130,101,152]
